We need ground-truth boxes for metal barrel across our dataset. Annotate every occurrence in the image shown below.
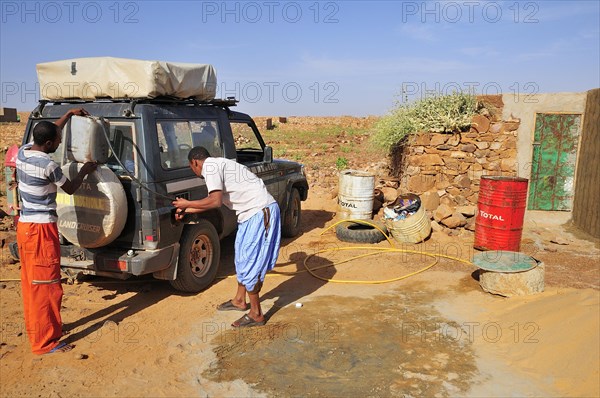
[385,205,432,244]
[338,170,375,220]
[474,176,529,251]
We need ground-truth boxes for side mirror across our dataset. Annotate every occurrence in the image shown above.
[263,146,273,163]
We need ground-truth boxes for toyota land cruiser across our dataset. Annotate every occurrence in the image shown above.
[12,97,308,292]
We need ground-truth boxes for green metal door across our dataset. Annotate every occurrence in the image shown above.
[528,113,581,210]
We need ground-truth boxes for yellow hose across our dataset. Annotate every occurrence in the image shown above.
[297,218,476,284]
[220,219,476,284]
[3,219,476,286]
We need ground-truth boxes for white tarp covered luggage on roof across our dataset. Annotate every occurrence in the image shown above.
[36,57,217,101]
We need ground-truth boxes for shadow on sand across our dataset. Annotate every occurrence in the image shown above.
[214,208,338,321]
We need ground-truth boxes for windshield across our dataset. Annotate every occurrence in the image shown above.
[156,119,221,170]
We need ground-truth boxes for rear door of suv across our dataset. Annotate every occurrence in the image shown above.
[145,104,237,242]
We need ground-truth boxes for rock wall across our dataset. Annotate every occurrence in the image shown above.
[394,97,521,235]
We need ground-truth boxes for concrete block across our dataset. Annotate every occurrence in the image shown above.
[0,107,18,122]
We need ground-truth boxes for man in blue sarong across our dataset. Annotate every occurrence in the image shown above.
[172,146,281,328]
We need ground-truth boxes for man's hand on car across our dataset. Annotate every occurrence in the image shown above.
[173,198,190,222]
[69,108,90,117]
[80,161,98,175]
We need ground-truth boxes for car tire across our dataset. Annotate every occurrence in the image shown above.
[170,220,221,293]
[282,188,302,238]
[335,220,388,244]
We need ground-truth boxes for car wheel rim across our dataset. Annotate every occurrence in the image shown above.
[189,234,213,278]
[292,197,300,227]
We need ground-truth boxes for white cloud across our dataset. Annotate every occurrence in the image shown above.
[399,24,437,42]
[578,28,600,41]
[516,37,594,61]
[184,40,241,52]
[297,54,471,77]
[533,1,600,22]
[460,47,500,57]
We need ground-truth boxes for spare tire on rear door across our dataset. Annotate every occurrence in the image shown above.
[57,163,127,248]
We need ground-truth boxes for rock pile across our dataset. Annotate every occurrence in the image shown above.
[388,101,521,235]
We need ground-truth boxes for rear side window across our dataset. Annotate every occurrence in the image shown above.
[157,120,221,170]
[106,123,137,176]
[26,120,137,176]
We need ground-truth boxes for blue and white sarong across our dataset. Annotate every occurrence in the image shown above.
[235,202,281,292]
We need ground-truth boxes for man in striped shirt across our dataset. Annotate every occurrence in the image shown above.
[16,109,97,354]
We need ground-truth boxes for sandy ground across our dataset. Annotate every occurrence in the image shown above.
[0,116,599,397]
[0,189,598,397]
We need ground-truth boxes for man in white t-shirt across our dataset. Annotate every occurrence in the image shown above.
[172,146,281,328]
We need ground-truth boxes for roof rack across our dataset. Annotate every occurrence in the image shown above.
[124,96,238,116]
[33,96,239,118]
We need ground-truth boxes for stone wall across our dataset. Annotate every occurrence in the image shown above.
[393,96,522,235]
[377,91,593,236]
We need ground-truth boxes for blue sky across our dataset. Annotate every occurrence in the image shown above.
[1,0,599,116]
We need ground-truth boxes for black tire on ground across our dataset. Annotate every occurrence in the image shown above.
[170,220,221,293]
[8,241,19,261]
[282,188,302,238]
[335,220,388,244]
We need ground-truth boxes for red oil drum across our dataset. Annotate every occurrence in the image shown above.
[4,144,20,221]
[474,176,529,251]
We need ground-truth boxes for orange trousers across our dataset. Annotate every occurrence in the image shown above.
[17,222,63,354]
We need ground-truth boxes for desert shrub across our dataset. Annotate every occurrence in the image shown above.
[372,92,478,151]
[335,156,349,170]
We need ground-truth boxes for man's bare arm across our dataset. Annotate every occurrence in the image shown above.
[54,108,89,130]
[61,162,97,195]
[173,191,223,217]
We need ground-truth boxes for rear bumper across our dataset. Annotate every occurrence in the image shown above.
[60,244,179,280]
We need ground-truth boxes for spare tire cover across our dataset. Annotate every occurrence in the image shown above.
[57,163,127,248]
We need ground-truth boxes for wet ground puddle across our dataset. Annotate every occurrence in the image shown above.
[204,287,477,397]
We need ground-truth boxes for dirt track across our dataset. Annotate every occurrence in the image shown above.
[0,117,599,397]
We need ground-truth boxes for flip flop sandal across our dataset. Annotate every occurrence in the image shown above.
[231,314,266,328]
[217,300,249,312]
[46,342,74,354]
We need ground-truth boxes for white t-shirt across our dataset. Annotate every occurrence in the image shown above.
[201,157,275,223]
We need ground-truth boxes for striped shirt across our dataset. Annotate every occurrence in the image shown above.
[16,143,67,223]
